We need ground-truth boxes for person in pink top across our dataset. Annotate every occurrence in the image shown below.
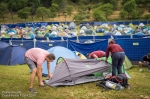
[87,50,106,59]
[105,40,125,76]
[24,48,55,92]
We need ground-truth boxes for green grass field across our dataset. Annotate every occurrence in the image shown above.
[0,65,150,99]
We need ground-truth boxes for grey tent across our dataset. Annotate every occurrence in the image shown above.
[44,58,112,87]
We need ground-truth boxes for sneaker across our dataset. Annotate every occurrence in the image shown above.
[29,88,36,93]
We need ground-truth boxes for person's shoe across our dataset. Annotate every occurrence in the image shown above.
[148,69,150,72]
[139,69,143,72]
[29,88,36,93]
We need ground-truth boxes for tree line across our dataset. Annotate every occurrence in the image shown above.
[0,0,150,23]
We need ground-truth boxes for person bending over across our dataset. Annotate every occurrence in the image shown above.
[24,48,55,92]
[87,50,105,59]
[105,40,125,76]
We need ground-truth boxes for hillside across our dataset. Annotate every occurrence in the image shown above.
[0,0,150,24]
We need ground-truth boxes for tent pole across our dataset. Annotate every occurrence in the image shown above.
[67,38,68,48]
[33,38,36,48]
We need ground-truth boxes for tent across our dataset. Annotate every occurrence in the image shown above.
[98,56,133,70]
[0,41,9,52]
[73,51,87,59]
[44,58,112,87]
[42,46,78,75]
[0,45,26,65]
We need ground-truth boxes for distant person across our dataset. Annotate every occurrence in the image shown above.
[87,50,105,59]
[105,40,125,76]
[139,53,150,72]
[24,48,55,92]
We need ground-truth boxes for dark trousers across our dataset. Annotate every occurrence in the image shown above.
[112,52,125,76]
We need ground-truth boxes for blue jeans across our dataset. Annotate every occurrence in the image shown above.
[112,52,125,76]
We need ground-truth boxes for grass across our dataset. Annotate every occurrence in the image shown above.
[0,65,150,99]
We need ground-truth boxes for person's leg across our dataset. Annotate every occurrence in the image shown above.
[37,66,44,86]
[30,69,37,88]
[112,53,119,76]
[139,61,143,71]
[24,57,37,92]
[117,53,125,74]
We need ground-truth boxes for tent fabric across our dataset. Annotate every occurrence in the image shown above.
[44,58,112,87]
[42,46,78,75]
[73,51,87,59]
[0,41,9,51]
[0,45,26,65]
[98,56,133,70]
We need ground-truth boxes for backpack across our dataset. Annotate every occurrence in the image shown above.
[106,73,129,88]
[96,73,129,92]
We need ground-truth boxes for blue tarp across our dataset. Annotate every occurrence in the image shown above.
[115,38,150,61]
[68,40,108,56]
[36,41,67,50]
[11,41,34,50]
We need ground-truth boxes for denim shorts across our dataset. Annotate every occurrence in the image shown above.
[24,57,37,70]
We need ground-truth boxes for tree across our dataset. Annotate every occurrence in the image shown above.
[147,3,150,12]
[130,10,138,19]
[110,0,118,10]
[49,3,58,21]
[123,0,137,18]
[93,9,106,21]
[40,0,52,8]
[52,0,68,17]
[17,7,30,22]
[97,3,114,19]
[121,0,130,5]
[36,7,50,21]
[28,0,40,21]
[120,10,128,20]
[0,2,8,24]
[66,5,73,17]
[70,0,79,3]
[73,14,85,24]
[8,0,28,11]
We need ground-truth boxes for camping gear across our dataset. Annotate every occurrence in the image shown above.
[96,73,129,92]
[42,46,78,75]
[44,58,112,87]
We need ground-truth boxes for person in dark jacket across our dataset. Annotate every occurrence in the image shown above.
[139,53,150,72]
[105,40,125,76]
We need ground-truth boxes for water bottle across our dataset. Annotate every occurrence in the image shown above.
[105,81,121,90]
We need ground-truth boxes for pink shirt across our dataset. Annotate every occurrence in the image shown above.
[25,48,49,66]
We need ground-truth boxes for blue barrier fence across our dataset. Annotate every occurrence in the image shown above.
[0,36,150,62]
[1,20,150,28]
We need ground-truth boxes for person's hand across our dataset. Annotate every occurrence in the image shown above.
[48,73,53,79]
